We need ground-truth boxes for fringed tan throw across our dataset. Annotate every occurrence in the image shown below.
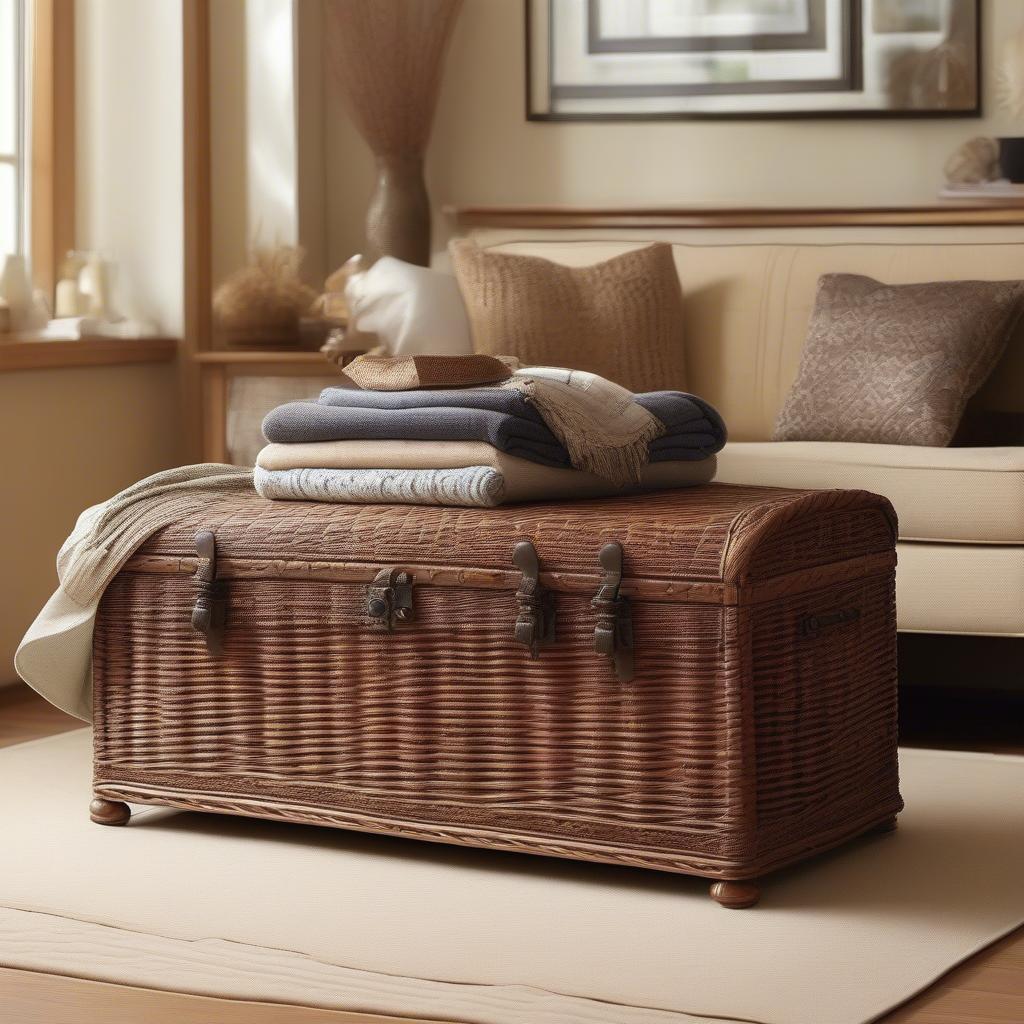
[505,368,664,487]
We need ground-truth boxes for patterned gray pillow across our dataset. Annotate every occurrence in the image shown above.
[774,274,1024,446]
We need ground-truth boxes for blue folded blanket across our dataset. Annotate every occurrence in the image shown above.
[263,401,571,467]
[262,386,727,467]
[636,392,728,462]
[318,386,548,422]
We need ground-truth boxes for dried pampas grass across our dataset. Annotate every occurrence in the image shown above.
[213,246,317,347]
[997,30,1024,119]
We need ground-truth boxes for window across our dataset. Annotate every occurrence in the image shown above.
[0,0,25,259]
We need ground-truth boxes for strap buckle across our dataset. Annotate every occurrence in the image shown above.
[513,541,556,658]
[592,542,634,682]
[192,531,227,656]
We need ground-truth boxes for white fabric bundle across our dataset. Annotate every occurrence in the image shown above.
[345,257,472,357]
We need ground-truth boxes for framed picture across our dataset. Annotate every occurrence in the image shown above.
[526,0,981,119]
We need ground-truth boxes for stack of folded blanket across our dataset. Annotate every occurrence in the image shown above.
[255,362,727,508]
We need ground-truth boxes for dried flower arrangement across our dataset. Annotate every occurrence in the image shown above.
[213,246,318,349]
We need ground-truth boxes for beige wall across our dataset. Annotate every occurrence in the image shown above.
[324,0,1024,267]
[1,364,183,685]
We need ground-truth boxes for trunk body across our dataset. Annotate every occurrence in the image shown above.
[92,484,902,881]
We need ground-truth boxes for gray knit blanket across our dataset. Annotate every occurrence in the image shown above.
[263,388,726,467]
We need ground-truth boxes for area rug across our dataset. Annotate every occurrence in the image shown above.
[1,730,1022,1024]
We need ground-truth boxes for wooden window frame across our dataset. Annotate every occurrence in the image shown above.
[1,0,26,257]
[29,0,75,302]
[1,3,175,371]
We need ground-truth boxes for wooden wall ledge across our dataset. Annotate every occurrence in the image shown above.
[0,336,178,373]
[195,350,331,365]
[445,203,1024,230]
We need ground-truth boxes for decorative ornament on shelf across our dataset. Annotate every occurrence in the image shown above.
[0,255,34,332]
[54,252,91,318]
[314,254,382,367]
[310,253,364,326]
[213,245,318,350]
[943,137,1000,185]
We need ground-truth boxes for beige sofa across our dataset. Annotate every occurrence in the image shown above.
[467,227,1024,638]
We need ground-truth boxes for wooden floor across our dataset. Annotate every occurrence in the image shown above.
[1,683,1022,1024]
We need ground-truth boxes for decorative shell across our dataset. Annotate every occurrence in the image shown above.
[943,136,1000,185]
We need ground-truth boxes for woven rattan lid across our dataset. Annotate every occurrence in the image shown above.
[138,485,896,588]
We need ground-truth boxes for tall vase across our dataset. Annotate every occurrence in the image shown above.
[366,155,431,267]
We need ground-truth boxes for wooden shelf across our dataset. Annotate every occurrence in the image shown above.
[195,350,333,365]
[0,336,178,373]
[445,203,1024,230]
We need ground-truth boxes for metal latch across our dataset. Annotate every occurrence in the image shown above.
[799,605,860,638]
[513,540,556,658]
[366,568,415,630]
[592,542,634,682]
[192,531,227,656]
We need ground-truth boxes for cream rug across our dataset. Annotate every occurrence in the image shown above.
[2,730,1022,1024]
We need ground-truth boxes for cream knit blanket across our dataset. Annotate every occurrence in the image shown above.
[17,464,254,720]
[255,465,505,507]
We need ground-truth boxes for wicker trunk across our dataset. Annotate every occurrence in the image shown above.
[91,484,902,908]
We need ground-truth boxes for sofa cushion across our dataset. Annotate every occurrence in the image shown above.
[773,274,1024,447]
[893,542,1024,636]
[450,240,687,393]
[479,238,1024,441]
[715,441,1024,544]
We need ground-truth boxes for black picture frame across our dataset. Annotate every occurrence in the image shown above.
[526,0,981,121]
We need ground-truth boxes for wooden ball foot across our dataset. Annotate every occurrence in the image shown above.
[90,798,131,826]
[709,880,761,909]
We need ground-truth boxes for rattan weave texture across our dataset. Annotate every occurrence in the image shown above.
[93,484,902,882]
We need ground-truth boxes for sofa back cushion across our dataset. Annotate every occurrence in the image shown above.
[772,274,1024,446]
[472,237,1024,441]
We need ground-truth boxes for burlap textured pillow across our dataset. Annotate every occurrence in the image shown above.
[774,274,1024,446]
[450,240,687,393]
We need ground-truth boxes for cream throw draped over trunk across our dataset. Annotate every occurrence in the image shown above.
[16,465,253,721]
